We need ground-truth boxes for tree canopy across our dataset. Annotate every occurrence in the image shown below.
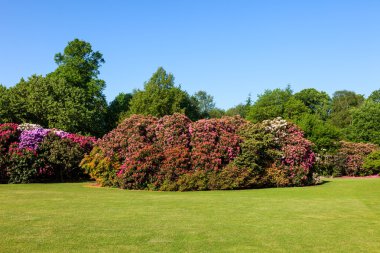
[128,67,200,120]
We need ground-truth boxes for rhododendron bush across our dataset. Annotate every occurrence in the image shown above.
[81,114,318,190]
[334,141,378,176]
[0,123,96,183]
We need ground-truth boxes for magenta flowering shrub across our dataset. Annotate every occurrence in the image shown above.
[0,123,20,153]
[190,118,243,172]
[0,123,96,183]
[155,114,192,185]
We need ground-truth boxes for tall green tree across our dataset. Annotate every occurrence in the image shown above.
[283,96,310,120]
[247,86,293,122]
[192,90,215,118]
[3,39,108,136]
[368,89,380,103]
[294,88,331,119]
[128,67,200,120]
[348,100,380,145]
[52,38,105,88]
[106,92,133,130]
[296,114,341,152]
[0,85,11,123]
[330,90,364,128]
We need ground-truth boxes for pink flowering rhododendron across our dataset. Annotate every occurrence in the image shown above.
[81,114,317,190]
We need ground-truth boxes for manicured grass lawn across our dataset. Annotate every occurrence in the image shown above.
[1,179,380,252]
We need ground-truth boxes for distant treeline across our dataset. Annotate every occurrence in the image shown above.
[1,39,380,153]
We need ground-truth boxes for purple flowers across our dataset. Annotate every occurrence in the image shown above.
[18,128,50,150]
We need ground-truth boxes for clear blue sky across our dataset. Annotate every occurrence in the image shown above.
[1,0,379,109]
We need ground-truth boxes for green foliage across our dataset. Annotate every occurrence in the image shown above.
[247,86,293,122]
[348,100,380,145]
[368,89,380,103]
[294,88,331,119]
[283,96,310,120]
[363,150,380,175]
[80,147,119,187]
[208,108,225,118]
[225,104,249,118]
[0,85,11,123]
[6,75,107,136]
[7,146,39,184]
[330,90,364,128]
[233,122,279,183]
[128,67,200,120]
[296,114,341,152]
[38,134,88,182]
[53,38,105,87]
[192,90,215,118]
[106,92,133,130]
[3,39,108,136]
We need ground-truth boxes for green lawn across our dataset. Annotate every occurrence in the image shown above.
[1,179,380,252]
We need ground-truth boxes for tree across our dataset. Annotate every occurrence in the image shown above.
[52,38,105,87]
[208,108,225,118]
[296,114,341,152]
[348,100,380,145]
[3,39,108,136]
[225,104,248,117]
[225,95,252,118]
[247,86,293,122]
[192,90,215,118]
[283,97,310,120]
[330,90,364,128]
[106,92,133,130]
[128,67,200,120]
[368,89,380,103]
[294,88,331,119]
[0,85,11,123]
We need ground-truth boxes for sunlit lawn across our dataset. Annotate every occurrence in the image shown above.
[1,178,380,252]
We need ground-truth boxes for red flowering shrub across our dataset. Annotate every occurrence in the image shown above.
[82,114,246,190]
[335,141,378,176]
[190,117,243,172]
[90,115,160,189]
[0,123,20,153]
[82,115,317,190]
[155,114,192,186]
[0,124,20,182]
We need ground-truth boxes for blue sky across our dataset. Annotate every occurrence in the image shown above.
[1,0,379,109]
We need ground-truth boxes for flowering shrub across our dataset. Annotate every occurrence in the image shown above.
[233,118,316,187]
[190,117,244,172]
[6,143,39,183]
[363,150,380,175]
[0,123,96,183]
[37,133,90,182]
[19,128,50,150]
[0,123,20,153]
[334,141,378,176]
[82,115,317,190]
[17,123,43,131]
[155,114,192,186]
